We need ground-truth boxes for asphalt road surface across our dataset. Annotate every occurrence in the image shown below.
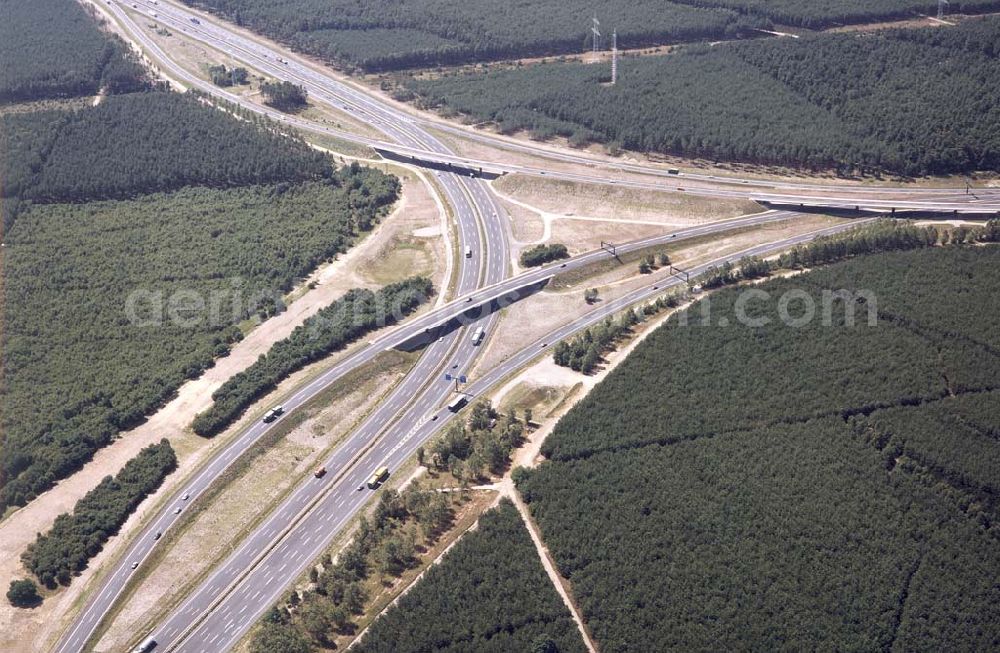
[158,220,874,653]
[50,2,997,651]
[53,203,803,652]
[106,0,999,216]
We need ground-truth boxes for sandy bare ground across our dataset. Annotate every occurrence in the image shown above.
[494,174,759,226]
[94,355,411,652]
[0,171,445,653]
[491,174,762,270]
[473,215,844,375]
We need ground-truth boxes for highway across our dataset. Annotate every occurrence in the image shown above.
[52,206,803,653]
[154,219,874,653]
[50,2,997,652]
[106,0,999,217]
[59,3,512,653]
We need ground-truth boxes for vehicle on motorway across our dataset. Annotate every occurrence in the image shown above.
[182,493,189,500]
[314,467,327,478]
[130,636,157,653]
[447,395,468,412]
[357,483,365,491]
[366,466,390,489]
[131,562,139,570]
[668,168,680,175]
[471,326,485,346]
[154,532,162,540]
[262,405,284,423]
[189,17,199,24]
[465,246,472,258]
[173,507,182,514]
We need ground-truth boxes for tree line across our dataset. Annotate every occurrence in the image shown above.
[0,176,399,513]
[422,400,524,482]
[520,243,569,268]
[252,480,455,650]
[261,81,308,110]
[516,245,1000,651]
[406,17,1000,176]
[181,0,766,72]
[0,0,150,104]
[0,91,335,208]
[208,65,249,87]
[553,312,639,374]
[671,0,1000,29]
[192,276,433,436]
[352,500,587,653]
[22,440,177,591]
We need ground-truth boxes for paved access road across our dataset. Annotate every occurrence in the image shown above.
[109,0,999,217]
[52,2,994,651]
[59,3,510,653]
[52,205,801,653]
[157,220,873,653]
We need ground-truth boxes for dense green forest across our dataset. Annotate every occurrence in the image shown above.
[0,173,399,512]
[407,17,1000,175]
[0,0,150,103]
[192,277,433,436]
[182,0,764,71]
[513,245,1000,650]
[671,0,1000,28]
[22,440,176,589]
[353,500,586,653]
[1,92,334,206]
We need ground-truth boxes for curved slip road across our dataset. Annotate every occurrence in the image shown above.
[160,220,875,653]
[110,0,999,216]
[52,207,804,653]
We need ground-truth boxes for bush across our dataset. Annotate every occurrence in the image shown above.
[7,579,42,608]
[22,440,177,588]
[192,277,433,436]
[261,80,308,110]
[520,243,569,268]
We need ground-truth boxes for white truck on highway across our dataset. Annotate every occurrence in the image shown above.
[131,636,157,653]
[471,326,485,346]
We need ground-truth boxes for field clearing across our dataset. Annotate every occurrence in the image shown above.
[474,215,843,375]
[494,174,761,225]
[357,170,447,287]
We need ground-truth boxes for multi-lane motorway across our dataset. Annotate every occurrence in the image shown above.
[151,219,871,653]
[52,1,999,652]
[106,0,999,217]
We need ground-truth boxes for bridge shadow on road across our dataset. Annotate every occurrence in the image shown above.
[394,279,550,352]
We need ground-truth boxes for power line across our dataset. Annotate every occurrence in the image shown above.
[611,29,618,85]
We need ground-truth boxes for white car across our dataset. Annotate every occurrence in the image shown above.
[174,507,182,515]
[131,562,139,569]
